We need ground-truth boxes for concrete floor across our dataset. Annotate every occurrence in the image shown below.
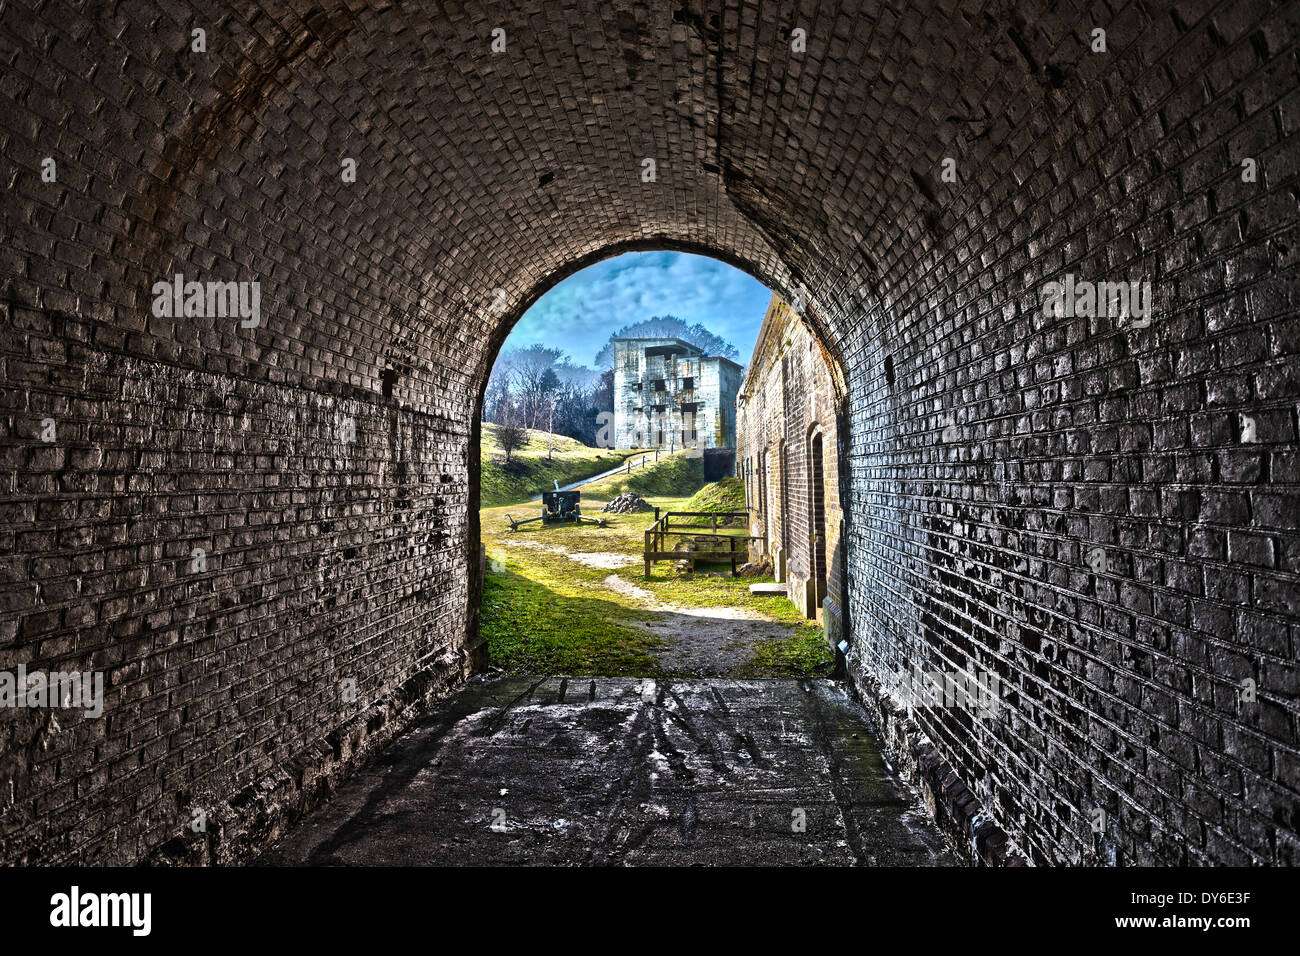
[258,676,959,866]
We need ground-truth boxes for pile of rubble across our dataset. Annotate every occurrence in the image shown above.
[601,492,651,514]
[734,557,774,577]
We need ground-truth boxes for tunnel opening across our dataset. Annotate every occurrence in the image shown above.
[470,248,853,682]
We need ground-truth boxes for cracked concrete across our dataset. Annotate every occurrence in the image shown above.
[257,676,958,866]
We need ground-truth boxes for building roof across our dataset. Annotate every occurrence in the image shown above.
[612,337,745,371]
[612,336,702,352]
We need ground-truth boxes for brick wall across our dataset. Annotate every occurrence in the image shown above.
[1,0,1296,865]
[0,312,477,863]
[832,4,1300,865]
[737,295,845,627]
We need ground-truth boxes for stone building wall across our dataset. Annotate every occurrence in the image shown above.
[737,296,845,631]
[612,338,740,449]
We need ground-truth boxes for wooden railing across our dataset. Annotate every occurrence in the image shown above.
[643,510,765,577]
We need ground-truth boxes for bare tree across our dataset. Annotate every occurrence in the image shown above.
[496,401,528,463]
[482,356,515,423]
[544,394,558,460]
[505,345,563,429]
[481,346,612,446]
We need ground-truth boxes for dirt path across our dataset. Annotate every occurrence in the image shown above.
[600,573,811,675]
[501,539,640,570]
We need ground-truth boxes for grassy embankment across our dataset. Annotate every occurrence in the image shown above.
[479,422,642,507]
[673,475,747,526]
[581,449,706,498]
[478,436,830,678]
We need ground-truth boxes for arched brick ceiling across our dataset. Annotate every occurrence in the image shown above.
[7,0,1140,404]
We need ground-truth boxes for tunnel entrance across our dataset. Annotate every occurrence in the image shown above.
[472,250,847,681]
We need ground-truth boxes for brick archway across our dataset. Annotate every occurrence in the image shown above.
[2,0,1297,866]
[465,239,809,661]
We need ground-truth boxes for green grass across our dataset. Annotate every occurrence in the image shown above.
[479,423,642,507]
[675,477,748,527]
[682,476,746,513]
[478,491,833,679]
[479,501,663,674]
[481,559,663,675]
[736,626,835,677]
[481,495,678,600]
[582,451,706,498]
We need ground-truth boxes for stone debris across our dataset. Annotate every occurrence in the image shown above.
[601,492,651,514]
[735,557,773,577]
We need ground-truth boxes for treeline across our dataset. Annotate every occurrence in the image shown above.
[482,345,613,448]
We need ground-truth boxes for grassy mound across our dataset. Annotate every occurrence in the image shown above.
[583,451,706,500]
[479,423,640,507]
[682,477,746,513]
[668,477,749,528]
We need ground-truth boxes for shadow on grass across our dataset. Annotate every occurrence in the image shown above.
[481,565,664,676]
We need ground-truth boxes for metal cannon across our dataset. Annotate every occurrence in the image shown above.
[506,481,607,531]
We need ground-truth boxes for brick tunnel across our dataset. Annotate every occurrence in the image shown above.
[1,0,1298,867]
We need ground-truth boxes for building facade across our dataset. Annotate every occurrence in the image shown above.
[736,296,844,634]
[611,338,743,450]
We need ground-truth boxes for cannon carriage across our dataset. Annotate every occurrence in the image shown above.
[506,482,607,532]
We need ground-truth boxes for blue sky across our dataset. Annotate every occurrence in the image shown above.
[505,251,773,368]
